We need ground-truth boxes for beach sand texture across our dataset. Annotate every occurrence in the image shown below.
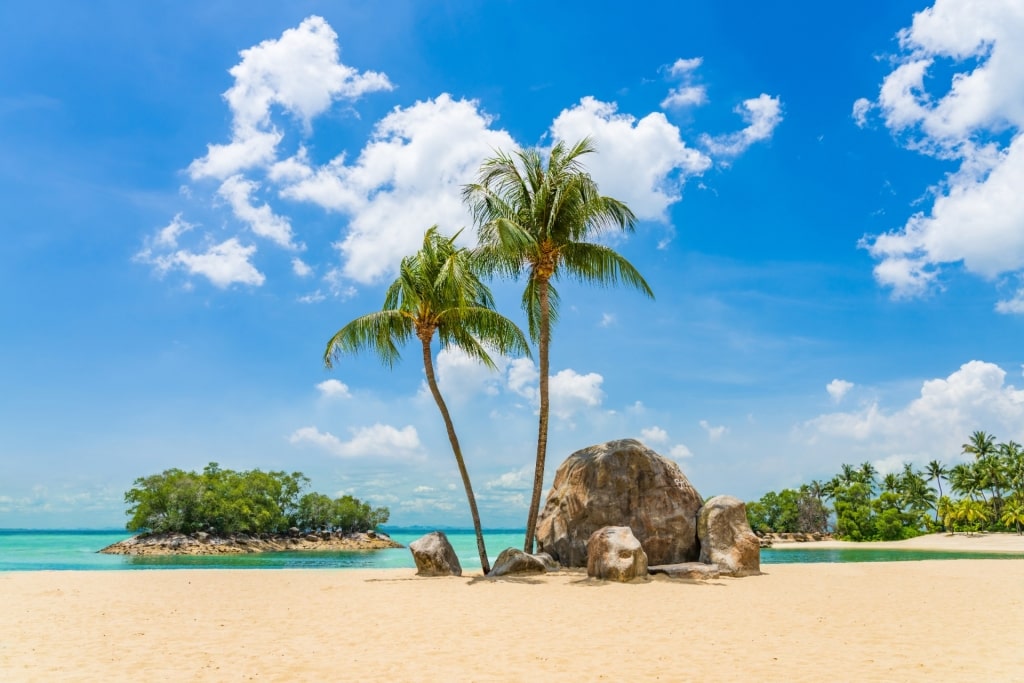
[3,550,1024,682]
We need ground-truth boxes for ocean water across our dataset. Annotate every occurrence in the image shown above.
[1,529,1022,571]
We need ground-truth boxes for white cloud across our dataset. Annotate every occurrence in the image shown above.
[550,96,712,222]
[669,444,693,459]
[434,346,508,402]
[826,379,855,403]
[288,423,422,458]
[699,419,727,441]
[140,238,265,288]
[701,94,783,157]
[281,94,516,283]
[485,465,533,491]
[190,16,391,181]
[550,369,605,420]
[661,56,707,110]
[858,0,1024,308]
[292,257,313,277]
[599,313,616,327]
[803,360,1024,464]
[316,379,351,399]
[217,175,301,249]
[852,97,873,128]
[507,358,540,402]
[154,213,195,248]
[640,426,669,444]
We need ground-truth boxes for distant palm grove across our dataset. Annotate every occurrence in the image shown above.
[748,431,1024,540]
[124,463,389,536]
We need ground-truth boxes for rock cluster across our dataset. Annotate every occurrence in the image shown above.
[536,439,761,580]
[100,530,401,555]
[535,439,703,566]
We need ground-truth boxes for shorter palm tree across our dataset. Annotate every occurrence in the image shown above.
[324,226,530,574]
[1001,498,1024,535]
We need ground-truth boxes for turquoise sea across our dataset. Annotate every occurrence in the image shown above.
[2,529,1022,571]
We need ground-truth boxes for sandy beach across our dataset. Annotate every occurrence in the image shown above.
[2,537,1023,682]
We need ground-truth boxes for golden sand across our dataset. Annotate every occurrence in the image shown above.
[2,536,1023,681]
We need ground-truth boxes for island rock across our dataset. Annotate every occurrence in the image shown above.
[535,439,704,566]
[99,531,400,555]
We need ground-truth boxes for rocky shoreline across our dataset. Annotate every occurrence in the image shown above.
[99,530,402,556]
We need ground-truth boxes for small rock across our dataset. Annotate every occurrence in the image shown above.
[697,495,761,577]
[409,531,462,577]
[488,548,549,577]
[586,526,648,582]
[649,562,721,580]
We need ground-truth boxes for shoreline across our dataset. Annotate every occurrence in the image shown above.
[2,560,1022,680]
[768,531,1024,553]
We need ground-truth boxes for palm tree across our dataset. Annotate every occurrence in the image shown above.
[925,460,948,521]
[962,430,997,461]
[955,498,990,536]
[464,138,654,552]
[324,226,530,573]
[1000,497,1024,535]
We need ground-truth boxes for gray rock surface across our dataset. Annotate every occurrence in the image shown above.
[409,531,462,577]
[648,562,721,580]
[586,526,648,581]
[487,548,551,577]
[536,439,704,566]
[697,495,761,577]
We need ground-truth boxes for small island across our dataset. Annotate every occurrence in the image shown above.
[100,463,399,556]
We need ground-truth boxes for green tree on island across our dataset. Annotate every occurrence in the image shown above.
[463,138,654,552]
[324,226,530,573]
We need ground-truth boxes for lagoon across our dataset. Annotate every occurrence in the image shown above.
[3,528,1023,571]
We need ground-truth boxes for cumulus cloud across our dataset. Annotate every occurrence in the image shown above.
[826,379,855,403]
[433,346,509,402]
[281,94,516,283]
[661,57,708,110]
[292,257,313,277]
[641,426,669,444]
[669,444,693,459]
[550,96,712,222]
[289,423,422,458]
[857,0,1024,309]
[802,360,1024,464]
[154,213,195,248]
[699,419,727,441]
[190,16,392,181]
[136,237,265,288]
[504,359,605,420]
[700,94,783,157]
[217,175,301,249]
[316,379,351,399]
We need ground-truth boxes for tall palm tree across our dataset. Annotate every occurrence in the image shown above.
[925,460,948,508]
[1000,497,1024,535]
[464,138,654,553]
[324,227,530,573]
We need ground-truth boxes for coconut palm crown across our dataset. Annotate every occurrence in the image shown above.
[324,226,531,573]
[463,137,654,552]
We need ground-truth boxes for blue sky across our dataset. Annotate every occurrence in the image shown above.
[3,0,1024,528]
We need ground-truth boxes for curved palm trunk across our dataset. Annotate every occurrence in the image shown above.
[420,338,491,574]
[523,278,551,554]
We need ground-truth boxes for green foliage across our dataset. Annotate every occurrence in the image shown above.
[124,463,387,535]
[751,431,1024,541]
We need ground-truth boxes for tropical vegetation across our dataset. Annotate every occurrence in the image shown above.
[463,138,654,552]
[124,463,389,535]
[748,431,1024,540]
[324,226,530,573]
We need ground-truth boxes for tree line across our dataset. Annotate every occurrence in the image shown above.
[748,431,1024,540]
[324,138,652,573]
[124,462,389,536]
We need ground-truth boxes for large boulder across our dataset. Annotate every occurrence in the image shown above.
[697,495,761,577]
[536,439,704,566]
[586,526,648,581]
[409,531,462,577]
[487,548,551,577]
